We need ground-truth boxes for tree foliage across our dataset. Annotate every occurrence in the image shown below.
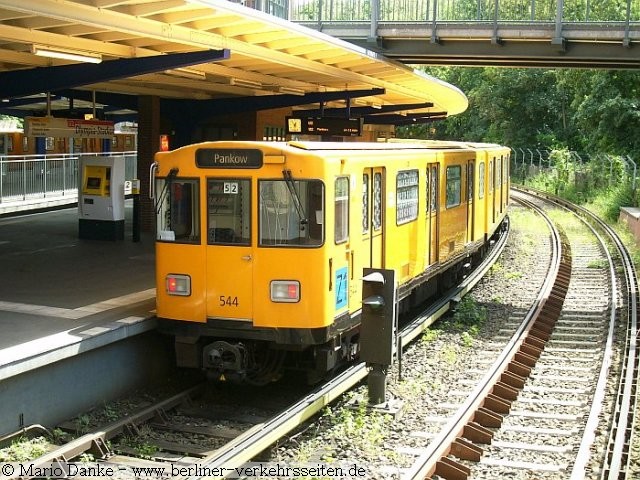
[399,67,640,159]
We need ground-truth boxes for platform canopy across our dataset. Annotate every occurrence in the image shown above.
[0,0,468,119]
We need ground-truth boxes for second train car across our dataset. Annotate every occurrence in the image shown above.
[151,140,510,383]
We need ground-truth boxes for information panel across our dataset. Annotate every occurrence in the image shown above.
[286,117,362,137]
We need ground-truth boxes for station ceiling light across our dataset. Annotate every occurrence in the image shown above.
[32,45,102,64]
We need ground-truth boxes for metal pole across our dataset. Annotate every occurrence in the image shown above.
[369,0,379,42]
[553,0,564,45]
[492,0,499,43]
[430,0,438,43]
[624,0,632,46]
[537,149,543,168]
[317,0,323,29]
[531,0,535,20]
[627,155,637,190]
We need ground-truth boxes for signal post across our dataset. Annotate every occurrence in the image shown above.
[360,268,404,417]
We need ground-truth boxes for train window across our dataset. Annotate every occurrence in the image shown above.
[155,178,200,244]
[489,160,494,192]
[446,166,462,208]
[430,166,438,212]
[396,170,419,225]
[335,177,349,244]
[467,162,474,202]
[504,155,509,183]
[207,178,250,245]
[496,159,502,187]
[259,179,324,247]
[425,168,430,213]
[362,174,370,234]
[373,173,382,230]
[479,162,485,199]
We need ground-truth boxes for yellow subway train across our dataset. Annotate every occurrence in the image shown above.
[151,140,510,383]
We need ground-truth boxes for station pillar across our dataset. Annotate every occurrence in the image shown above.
[137,95,161,233]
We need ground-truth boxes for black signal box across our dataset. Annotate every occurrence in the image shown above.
[360,268,396,366]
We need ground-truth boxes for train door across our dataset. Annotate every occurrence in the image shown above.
[427,162,440,265]
[466,160,475,243]
[363,167,385,268]
[205,177,253,321]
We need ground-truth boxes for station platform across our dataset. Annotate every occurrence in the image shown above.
[0,201,157,382]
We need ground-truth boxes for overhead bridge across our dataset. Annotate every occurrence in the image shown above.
[285,0,640,68]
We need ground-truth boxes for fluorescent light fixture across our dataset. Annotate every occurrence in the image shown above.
[229,77,262,88]
[167,68,207,80]
[278,86,305,96]
[32,45,102,64]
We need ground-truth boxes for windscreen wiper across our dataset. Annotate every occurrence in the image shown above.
[282,169,308,226]
[155,167,179,214]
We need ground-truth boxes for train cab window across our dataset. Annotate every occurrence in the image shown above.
[335,177,349,244]
[362,173,369,234]
[479,162,486,199]
[155,178,200,244]
[259,179,324,246]
[207,179,251,245]
[446,166,462,208]
[496,159,502,187]
[397,169,419,225]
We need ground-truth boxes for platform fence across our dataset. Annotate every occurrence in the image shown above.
[0,152,137,208]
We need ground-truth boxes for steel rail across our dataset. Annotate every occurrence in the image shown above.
[515,185,639,480]
[183,220,511,480]
[13,219,510,480]
[10,386,203,479]
[404,191,567,479]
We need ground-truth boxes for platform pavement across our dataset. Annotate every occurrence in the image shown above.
[0,201,157,381]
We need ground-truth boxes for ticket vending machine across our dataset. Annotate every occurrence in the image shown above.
[78,156,125,240]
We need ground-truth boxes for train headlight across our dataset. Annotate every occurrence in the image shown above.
[270,280,300,303]
[166,274,191,296]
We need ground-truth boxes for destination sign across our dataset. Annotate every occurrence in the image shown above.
[196,149,263,168]
[286,117,362,137]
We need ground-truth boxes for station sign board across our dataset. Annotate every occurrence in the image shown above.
[25,117,115,139]
[286,116,362,137]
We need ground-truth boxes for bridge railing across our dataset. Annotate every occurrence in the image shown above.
[0,152,137,207]
[289,0,640,23]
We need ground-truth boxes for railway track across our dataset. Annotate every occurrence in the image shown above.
[405,187,639,480]
[3,222,510,479]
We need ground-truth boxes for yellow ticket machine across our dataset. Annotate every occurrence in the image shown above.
[78,156,125,240]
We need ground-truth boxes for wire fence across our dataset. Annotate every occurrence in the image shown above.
[510,148,638,193]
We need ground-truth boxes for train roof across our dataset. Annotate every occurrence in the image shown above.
[287,141,470,151]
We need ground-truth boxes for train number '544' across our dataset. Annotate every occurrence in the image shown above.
[219,296,239,307]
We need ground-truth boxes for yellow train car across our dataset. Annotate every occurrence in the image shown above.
[152,140,509,383]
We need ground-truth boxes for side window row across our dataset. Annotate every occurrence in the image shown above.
[338,158,510,244]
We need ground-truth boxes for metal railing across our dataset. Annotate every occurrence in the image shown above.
[287,0,640,23]
[0,151,137,206]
